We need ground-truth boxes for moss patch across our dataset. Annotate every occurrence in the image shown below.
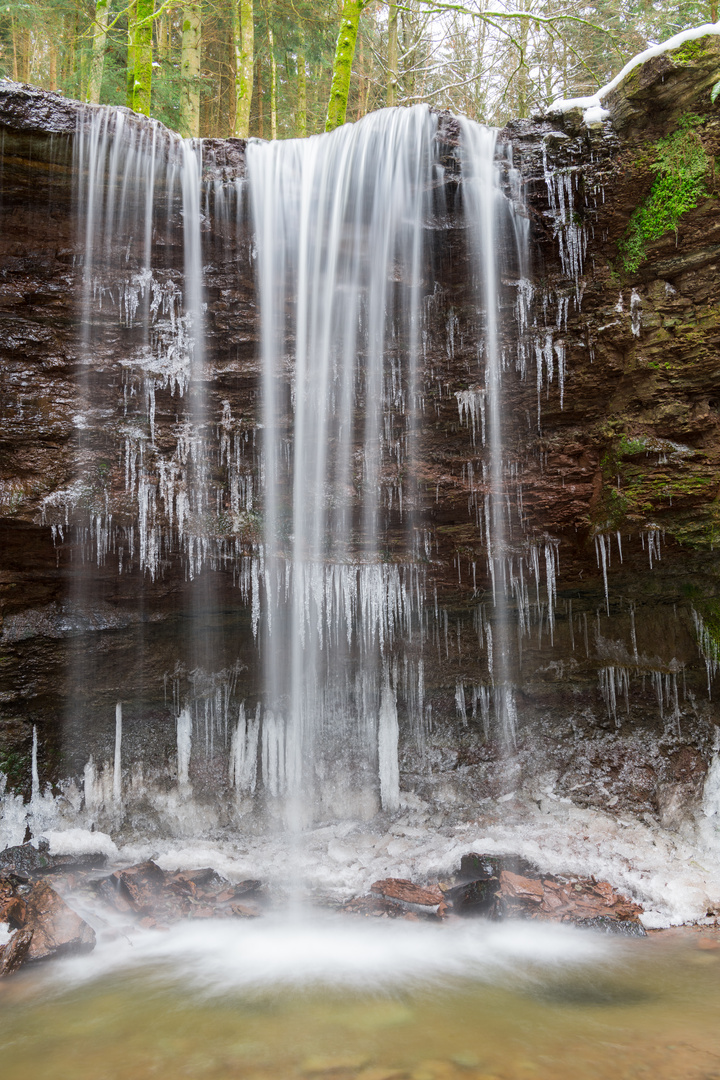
[670,39,712,66]
[619,115,711,273]
[0,748,30,789]
[594,427,720,546]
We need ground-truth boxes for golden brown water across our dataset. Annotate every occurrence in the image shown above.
[2,922,720,1080]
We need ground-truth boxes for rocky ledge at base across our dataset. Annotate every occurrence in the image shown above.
[344,853,646,935]
[0,841,653,976]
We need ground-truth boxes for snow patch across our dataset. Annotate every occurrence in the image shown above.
[39,828,118,859]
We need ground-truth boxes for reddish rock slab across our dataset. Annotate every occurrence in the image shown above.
[94,862,263,923]
[370,878,446,916]
[448,854,645,933]
[0,928,34,976]
[17,880,95,963]
[498,870,544,905]
[494,868,644,930]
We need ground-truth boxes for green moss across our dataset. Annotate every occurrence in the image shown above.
[670,39,711,65]
[697,599,720,644]
[619,116,711,273]
[617,434,648,457]
[593,425,720,544]
[0,749,30,788]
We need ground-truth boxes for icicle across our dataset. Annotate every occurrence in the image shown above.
[378,679,400,812]
[31,725,40,804]
[177,707,192,787]
[113,702,123,803]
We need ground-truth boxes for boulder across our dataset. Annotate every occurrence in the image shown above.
[447,853,646,932]
[2,879,96,965]
[0,838,107,878]
[370,878,446,916]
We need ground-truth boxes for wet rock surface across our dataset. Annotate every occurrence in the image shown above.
[0,837,107,877]
[0,873,95,973]
[345,854,645,932]
[93,860,264,926]
[450,854,645,931]
[370,879,447,916]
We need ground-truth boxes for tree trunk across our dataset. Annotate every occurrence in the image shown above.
[49,45,58,92]
[386,1,398,107]
[296,28,307,137]
[325,0,366,132]
[516,3,530,119]
[181,1,202,136]
[267,21,277,139]
[126,2,136,108]
[157,12,170,63]
[13,22,30,83]
[129,0,154,116]
[10,14,19,82]
[257,62,264,137]
[87,0,110,104]
[233,0,254,138]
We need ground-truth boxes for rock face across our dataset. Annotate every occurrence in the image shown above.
[0,37,719,842]
[0,837,107,876]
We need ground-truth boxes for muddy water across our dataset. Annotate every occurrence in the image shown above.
[2,919,720,1080]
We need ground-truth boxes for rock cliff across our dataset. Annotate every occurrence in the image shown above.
[0,34,719,841]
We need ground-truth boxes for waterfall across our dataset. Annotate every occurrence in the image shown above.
[244,106,529,819]
[247,106,438,821]
[458,119,528,747]
[1,102,531,843]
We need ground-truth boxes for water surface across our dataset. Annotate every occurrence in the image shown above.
[2,917,719,1080]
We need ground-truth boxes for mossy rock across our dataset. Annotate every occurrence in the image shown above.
[619,115,713,273]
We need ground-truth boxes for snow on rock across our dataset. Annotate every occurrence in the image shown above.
[38,829,118,859]
[547,22,720,126]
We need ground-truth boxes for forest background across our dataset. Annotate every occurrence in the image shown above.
[1,1,718,140]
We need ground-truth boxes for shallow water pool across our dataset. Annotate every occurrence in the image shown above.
[2,917,719,1080]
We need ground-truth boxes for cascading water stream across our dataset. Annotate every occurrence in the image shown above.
[247,106,439,822]
[458,120,529,747]
[68,107,212,804]
[2,102,534,849]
